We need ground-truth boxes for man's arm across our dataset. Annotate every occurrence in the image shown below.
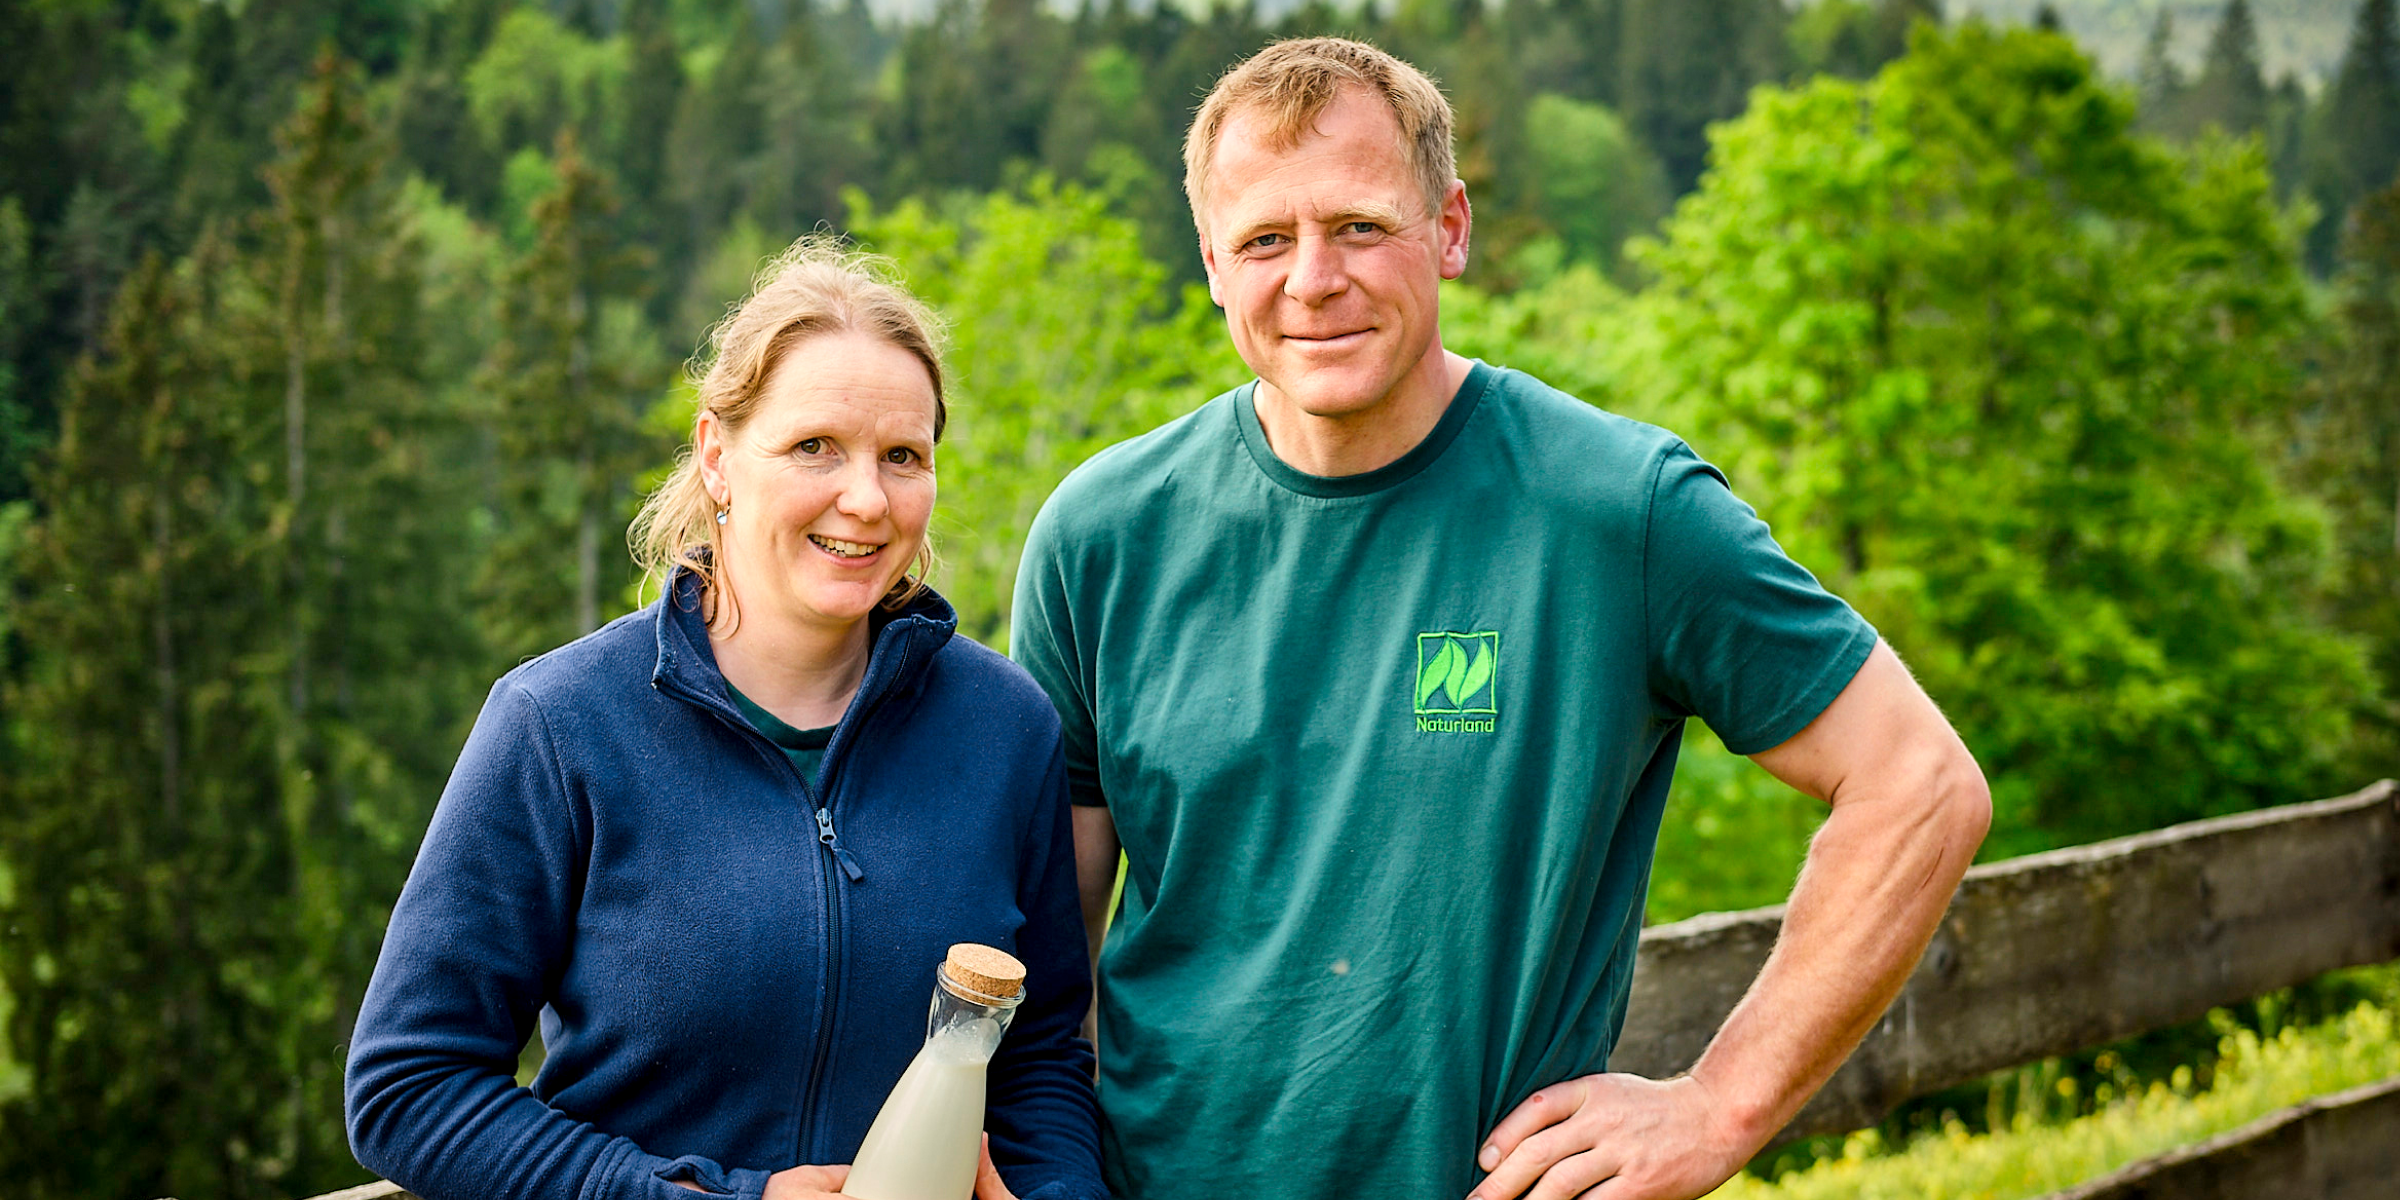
[1071,805,1121,1052]
[1470,640,1991,1200]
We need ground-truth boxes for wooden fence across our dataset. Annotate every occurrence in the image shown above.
[300,781,2400,1200]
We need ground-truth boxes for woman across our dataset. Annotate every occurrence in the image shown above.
[345,240,1104,1200]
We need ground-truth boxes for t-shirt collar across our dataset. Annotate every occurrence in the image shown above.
[1234,360,1495,499]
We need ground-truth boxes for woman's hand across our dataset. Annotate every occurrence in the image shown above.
[668,1164,850,1198]
[669,1141,1013,1200]
[973,1135,1018,1200]
[762,1164,850,1200]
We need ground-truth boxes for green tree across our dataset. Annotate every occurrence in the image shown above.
[2189,0,2270,139]
[1523,93,1667,279]
[479,130,670,659]
[1616,0,1789,194]
[1788,0,1887,80]
[2308,0,2400,266]
[2139,6,2192,138]
[1604,23,2373,852]
[616,0,687,254]
[0,243,331,1200]
[258,56,493,1125]
[0,52,484,1197]
[0,197,37,502]
[847,179,1243,642]
[2310,175,2400,752]
[744,5,874,236]
[665,6,770,255]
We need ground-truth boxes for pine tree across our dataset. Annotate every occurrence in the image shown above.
[480,129,667,658]
[257,55,491,1116]
[749,3,872,234]
[666,5,769,250]
[2327,0,2400,198]
[2189,0,2271,138]
[2305,0,2400,268]
[0,51,483,1196]
[0,241,319,1200]
[2139,7,2191,137]
[0,197,34,502]
[1617,0,1790,195]
[2311,174,2400,751]
[1870,0,1941,65]
[617,0,685,251]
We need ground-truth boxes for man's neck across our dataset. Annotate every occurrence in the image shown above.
[1252,349,1475,478]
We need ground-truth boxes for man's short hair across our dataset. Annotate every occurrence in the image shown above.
[1183,37,1457,234]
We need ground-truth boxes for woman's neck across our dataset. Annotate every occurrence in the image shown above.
[709,596,876,731]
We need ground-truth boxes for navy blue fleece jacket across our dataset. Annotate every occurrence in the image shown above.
[345,573,1105,1200]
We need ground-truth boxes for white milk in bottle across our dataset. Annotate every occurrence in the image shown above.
[842,943,1027,1200]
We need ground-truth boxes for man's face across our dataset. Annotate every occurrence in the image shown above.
[1199,88,1471,424]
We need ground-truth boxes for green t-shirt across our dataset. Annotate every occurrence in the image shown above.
[1010,363,1876,1199]
[727,683,835,786]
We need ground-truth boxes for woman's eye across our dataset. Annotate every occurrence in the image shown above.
[884,447,918,465]
[795,437,824,455]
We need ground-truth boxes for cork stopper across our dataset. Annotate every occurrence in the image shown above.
[941,943,1026,1001]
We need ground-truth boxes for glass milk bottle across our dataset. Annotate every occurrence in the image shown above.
[843,943,1027,1200]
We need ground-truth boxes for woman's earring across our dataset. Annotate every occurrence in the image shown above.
[715,506,730,526]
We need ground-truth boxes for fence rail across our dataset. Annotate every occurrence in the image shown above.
[1615,779,2400,1145]
[298,781,2400,1200]
[2048,1075,2400,1200]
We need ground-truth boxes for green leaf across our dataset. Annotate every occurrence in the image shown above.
[1459,641,1494,706]
[1417,640,1459,708]
[1444,636,1470,706]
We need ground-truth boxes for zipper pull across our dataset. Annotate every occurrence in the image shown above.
[815,807,864,882]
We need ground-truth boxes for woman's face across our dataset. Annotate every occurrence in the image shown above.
[701,332,939,640]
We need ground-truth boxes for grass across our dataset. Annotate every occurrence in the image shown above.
[1708,972,2400,1200]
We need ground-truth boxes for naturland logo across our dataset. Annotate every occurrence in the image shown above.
[1414,631,1499,733]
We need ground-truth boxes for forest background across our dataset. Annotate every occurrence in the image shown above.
[5,0,2400,1196]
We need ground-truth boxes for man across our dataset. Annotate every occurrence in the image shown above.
[1009,37,1990,1200]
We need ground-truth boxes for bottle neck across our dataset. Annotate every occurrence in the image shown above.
[924,969,1023,1062]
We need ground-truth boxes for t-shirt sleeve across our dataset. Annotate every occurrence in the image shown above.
[1011,496,1108,808]
[1643,442,1878,755]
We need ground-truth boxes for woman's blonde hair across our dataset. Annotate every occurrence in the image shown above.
[631,235,948,624]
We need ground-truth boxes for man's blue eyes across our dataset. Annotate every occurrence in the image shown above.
[1248,224,1381,249]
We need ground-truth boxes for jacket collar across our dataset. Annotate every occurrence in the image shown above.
[651,568,960,732]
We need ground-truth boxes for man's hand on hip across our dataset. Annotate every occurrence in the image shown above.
[1469,1072,1745,1200]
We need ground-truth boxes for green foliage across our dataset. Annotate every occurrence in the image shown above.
[0,241,348,1200]
[2188,0,2271,137]
[1644,728,1826,923]
[7,3,2400,1194]
[2307,174,2400,750]
[0,195,37,501]
[1616,0,1791,193]
[2304,0,2400,266]
[461,8,628,154]
[846,177,1240,644]
[478,130,671,659]
[0,57,489,1199]
[1606,22,2375,853]
[1523,94,1668,280]
[1711,984,2400,1198]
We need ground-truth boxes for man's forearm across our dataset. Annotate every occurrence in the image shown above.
[1688,752,1990,1151]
